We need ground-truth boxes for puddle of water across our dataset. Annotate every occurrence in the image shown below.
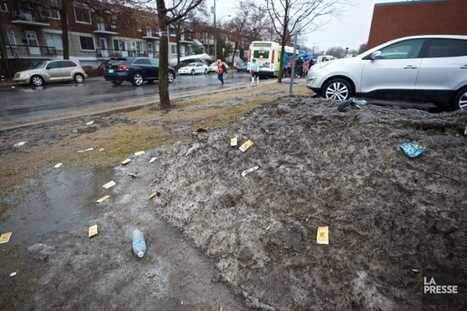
[0,165,115,251]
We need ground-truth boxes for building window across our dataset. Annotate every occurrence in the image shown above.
[79,36,95,50]
[4,29,16,46]
[74,6,91,23]
[49,0,59,19]
[169,27,176,36]
[45,33,63,50]
[137,24,142,32]
[155,43,160,53]
[0,1,7,12]
[113,39,120,51]
[170,44,177,55]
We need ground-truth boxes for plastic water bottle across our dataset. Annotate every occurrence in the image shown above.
[132,229,146,258]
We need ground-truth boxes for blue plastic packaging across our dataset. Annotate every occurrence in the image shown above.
[399,141,425,158]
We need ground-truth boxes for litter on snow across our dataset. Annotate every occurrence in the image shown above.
[54,163,63,168]
[149,157,157,163]
[239,140,253,152]
[96,195,110,203]
[0,232,12,244]
[88,225,98,238]
[317,227,329,244]
[103,181,116,189]
[121,159,131,165]
[134,151,145,156]
[399,141,425,158]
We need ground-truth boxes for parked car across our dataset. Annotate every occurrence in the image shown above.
[13,60,87,86]
[207,62,229,73]
[306,34,467,110]
[104,57,176,86]
[95,60,109,76]
[178,62,208,75]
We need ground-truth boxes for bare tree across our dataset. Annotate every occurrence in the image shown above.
[265,0,352,82]
[358,42,367,54]
[225,0,271,65]
[140,0,205,109]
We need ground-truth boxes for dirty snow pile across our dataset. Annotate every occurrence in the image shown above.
[149,96,467,310]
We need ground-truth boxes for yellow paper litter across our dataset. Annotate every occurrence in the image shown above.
[317,226,329,244]
[149,157,157,163]
[230,136,237,147]
[0,232,12,244]
[54,163,63,168]
[148,192,157,199]
[88,225,98,238]
[96,195,110,203]
[239,140,253,152]
[134,151,145,156]
[103,181,116,189]
[121,159,131,165]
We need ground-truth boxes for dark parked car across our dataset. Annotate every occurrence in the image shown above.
[236,61,248,72]
[104,57,176,86]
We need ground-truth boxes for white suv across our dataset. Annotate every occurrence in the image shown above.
[306,35,467,110]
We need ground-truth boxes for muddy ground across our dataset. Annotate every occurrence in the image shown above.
[1,86,467,310]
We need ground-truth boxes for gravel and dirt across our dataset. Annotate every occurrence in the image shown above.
[1,83,466,310]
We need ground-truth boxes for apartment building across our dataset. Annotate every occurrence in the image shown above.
[367,0,467,49]
[0,1,198,69]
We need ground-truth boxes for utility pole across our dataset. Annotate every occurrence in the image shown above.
[213,0,217,59]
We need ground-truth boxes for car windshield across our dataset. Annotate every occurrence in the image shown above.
[33,62,47,69]
[187,62,197,67]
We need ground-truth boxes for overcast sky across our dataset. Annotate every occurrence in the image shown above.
[214,0,399,52]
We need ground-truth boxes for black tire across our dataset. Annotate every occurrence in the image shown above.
[30,75,44,86]
[322,78,353,101]
[111,81,122,85]
[147,80,155,84]
[132,72,144,86]
[168,71,175,83]
[191,69,195,75]
[451,86,467,110]
[74,73,84,84]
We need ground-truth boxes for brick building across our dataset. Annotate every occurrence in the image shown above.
[367,0,467,49]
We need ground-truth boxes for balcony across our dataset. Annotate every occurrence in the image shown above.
[93,22,119,35]
[10,8,50,26]
[180,35,193,43]
[5,45,56,59]
[142,31,159,40]
[97,49,151,59]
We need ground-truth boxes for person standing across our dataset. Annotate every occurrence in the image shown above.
[250,58,260,84]
[216,59,227,85]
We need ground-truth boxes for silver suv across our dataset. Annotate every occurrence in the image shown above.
[306,35,467,110]
[13,60,87,86]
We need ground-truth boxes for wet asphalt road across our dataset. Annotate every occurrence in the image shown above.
[0,72,251,126]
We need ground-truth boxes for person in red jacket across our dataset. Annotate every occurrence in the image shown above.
[216,59,227,85]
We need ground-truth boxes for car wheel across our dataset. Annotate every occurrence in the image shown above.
[74,73,84,84]
[132,72,144,86]
[111,81,122,85]
[147,80,155,84]
[168,71,175,83]
[452,86,467,110]
[30,75,44,86]
[191,69,195,75]
[322,78,353,101]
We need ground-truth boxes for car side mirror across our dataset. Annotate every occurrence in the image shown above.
[371,51,382,60]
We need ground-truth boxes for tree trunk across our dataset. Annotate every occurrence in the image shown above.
[231,42,238,65]
[0,13,11,78]
[157,0,171,109]
[60,8,69,60]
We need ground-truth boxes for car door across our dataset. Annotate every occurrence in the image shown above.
[45,61,63,82]
[132,58,151,79]
[360,38,425,98]
[58,61,75,81]
[148,58,159,79]
[196,63,203,74]
[415,38,467,100]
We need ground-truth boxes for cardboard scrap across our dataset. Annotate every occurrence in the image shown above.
[54,163,63,168]
[121,159,132,165]
[134,151,145,156]
[96,195,110,203]
[149,157,157,163]
[239,140,253,152]
[317,226,329,244]
[230,136,237,147]
[103,181,116,189]
[88,225,98,238]
[0,232,12,244]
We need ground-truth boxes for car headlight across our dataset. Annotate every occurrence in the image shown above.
[23,73,30,78]
[310,62,333,71]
